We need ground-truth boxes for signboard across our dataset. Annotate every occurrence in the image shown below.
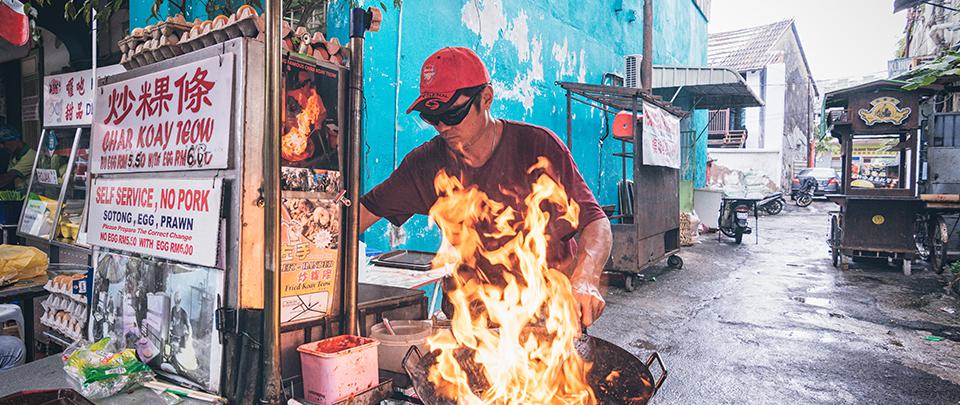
[35,169,59,185]
[641,101,681,169]
[279,197,340,324]
[43,65,126,127]
[87,177,223,267]
[91,55,234,174]
[850,91,920,133]
[858,96,911,126]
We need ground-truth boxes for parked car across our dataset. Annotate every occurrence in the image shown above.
[791,167,841,196]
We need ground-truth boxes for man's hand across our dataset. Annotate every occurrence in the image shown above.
[570,276,605,327]
[569,218,613,328]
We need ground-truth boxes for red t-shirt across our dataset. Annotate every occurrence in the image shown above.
[360,120,607,272]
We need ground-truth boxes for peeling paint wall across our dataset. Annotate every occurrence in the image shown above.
[345,0,710,253]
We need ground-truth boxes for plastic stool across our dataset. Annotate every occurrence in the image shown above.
[0,304,25,367]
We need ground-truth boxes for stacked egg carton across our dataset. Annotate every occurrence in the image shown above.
[120,6,261,70]
[281,22,350,67]
[41,274,89,342]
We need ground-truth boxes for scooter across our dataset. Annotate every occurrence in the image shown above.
[719,197,757,244]
[757,192,785,215]
[792,177,817,207]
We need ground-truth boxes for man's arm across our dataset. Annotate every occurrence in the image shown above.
[359,203,382,233]
[569,217,612,327]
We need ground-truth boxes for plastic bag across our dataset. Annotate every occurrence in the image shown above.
[63,338,155,399]
[0,245,48,285]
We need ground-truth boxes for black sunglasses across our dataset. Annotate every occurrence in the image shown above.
[419,89,484,126]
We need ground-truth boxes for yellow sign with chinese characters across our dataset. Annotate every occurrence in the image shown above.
[858,97,911,126]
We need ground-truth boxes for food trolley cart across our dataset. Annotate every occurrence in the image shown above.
[557,82,687,291]
[824,80,937,275]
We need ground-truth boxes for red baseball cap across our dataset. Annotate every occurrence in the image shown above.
[406,47,491,114]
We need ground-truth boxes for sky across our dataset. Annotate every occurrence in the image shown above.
[708,0,907,82]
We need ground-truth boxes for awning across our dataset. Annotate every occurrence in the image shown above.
[651,65,764,109]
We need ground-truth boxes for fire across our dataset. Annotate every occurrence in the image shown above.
[426,157,595,404]
[282,88,325,160]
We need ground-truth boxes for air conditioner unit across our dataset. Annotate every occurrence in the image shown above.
[625,54,642,88]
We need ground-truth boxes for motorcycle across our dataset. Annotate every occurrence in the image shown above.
[719,197,757,244]
[792,177,817,207]
[756,192,785,215]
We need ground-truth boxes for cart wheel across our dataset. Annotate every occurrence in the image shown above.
[667,255,683,269]
[931,216,948,274]
[624,274,636,292]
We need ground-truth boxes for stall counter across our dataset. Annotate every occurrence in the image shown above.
[0,354,207,404]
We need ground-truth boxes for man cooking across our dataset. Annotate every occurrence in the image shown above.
[359,47,612,327]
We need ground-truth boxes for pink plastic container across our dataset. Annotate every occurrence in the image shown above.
[297,335,380,404]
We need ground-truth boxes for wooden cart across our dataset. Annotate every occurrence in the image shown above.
[824,80,942,275]
[557,82,687,291]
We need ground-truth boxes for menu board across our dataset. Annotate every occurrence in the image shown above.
[87,178,223,267]
[91,55,234,174]
[43,65,126,127]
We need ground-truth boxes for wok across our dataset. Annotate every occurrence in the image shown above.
[401,333,667,404]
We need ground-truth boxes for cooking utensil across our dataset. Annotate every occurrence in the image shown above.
[401,332,667,404]
[382,318,397,335]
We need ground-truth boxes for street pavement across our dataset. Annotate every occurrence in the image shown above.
[591,200,960,404]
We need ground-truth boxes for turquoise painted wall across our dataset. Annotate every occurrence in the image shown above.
[126,0,709,253]
[342,0,709,252]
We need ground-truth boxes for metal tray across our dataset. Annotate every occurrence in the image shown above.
[370,250,436,272]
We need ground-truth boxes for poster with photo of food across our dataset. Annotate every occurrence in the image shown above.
[281,56,344,173]
[279,197,340,324]
[89,249,225,392]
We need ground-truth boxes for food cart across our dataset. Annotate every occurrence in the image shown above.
[557,82,686,291]
[824,80,942,275]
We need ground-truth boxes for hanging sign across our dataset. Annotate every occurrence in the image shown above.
[87,177,223,267]
[91,55,234,174]
[43,65,125,127]
[858,96,911,126]
[641,101,681,169]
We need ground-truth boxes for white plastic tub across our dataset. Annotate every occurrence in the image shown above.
[370,320,432,373]
[298,335,379,404]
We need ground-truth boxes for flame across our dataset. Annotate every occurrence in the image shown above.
[282,88,324,159]
[426,157,595,404]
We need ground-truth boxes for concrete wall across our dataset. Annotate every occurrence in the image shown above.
[775,28,815,191]
[337,0,710,252]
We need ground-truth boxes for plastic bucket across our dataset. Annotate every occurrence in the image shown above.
[297,335,379,404]
[370,320,432,373]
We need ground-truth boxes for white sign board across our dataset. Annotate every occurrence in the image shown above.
[87,177,223,267]
[43,65,126,127]
[641,101,681,169]
[91,54,234,174]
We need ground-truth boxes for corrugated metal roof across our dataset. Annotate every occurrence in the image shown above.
[708,20,794,72]
[651,65,764,109]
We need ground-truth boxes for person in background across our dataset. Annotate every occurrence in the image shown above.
[0,335,24,370]
[358,47,612,327]
[0,125,35,194]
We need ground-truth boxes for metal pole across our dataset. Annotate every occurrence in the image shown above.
[342,8,369,336]
[91,9,97,84]
[260,0,283,402]
[566,90,573,151]
[641,0,653,92]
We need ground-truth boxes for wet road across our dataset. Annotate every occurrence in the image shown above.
[591,201,960,404]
